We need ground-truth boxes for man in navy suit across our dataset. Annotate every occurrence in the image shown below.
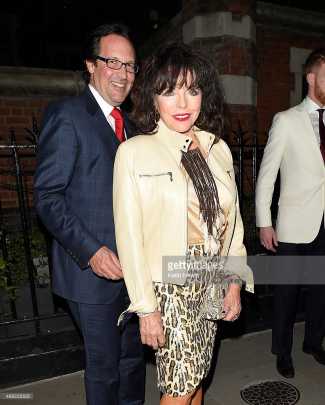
[34,23,145,405]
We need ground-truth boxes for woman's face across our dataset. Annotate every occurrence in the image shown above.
[154,73,202,136]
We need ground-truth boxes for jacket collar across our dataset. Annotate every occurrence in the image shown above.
[82,86,133,140]
[294,97,325,113]
[154,119,216,165]
[83,86,101,116]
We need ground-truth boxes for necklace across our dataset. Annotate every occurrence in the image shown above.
[181,148,222,236]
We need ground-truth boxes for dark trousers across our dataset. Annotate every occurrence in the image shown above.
[67,286,145,405]
[272,222,325,356]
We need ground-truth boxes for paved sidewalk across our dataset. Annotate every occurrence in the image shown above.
[1,323,325,404]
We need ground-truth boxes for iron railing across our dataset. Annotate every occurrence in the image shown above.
[0,119,270,339]
[0,119,71,339]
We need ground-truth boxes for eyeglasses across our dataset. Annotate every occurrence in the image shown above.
[96,56,139,74]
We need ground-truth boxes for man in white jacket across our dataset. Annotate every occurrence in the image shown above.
[256,48,325,378]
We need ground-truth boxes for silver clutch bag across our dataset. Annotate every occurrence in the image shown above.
[185,252,231,321]
[200,277,229,321]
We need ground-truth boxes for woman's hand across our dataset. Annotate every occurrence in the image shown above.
[223,283,242,322]
[139,311,165,350]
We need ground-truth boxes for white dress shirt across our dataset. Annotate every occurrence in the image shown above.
[88,84,127,139]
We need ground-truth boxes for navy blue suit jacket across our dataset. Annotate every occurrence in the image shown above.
[34,87,132,304]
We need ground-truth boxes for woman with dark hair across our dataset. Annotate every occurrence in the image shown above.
[113,43,253,404]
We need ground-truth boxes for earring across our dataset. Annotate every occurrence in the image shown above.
[154,109,160,122]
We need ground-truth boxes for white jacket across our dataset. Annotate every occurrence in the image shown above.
[113,120,254,314]
[256,100,325,242]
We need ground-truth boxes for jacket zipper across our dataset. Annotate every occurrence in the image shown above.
[139,172,173,182]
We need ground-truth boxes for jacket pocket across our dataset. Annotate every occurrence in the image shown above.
[139,172,173,182]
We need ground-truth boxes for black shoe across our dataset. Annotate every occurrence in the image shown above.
[276,355,295,378]
[303,345,325,365]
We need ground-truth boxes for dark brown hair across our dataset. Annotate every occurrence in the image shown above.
[130,42,226,137]
[83,23,133,83]
[304,48,325,75]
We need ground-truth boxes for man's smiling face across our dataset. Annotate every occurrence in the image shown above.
[86,34,136,106]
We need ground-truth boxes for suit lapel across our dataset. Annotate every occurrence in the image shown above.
[123,111,134,140]
[83,88,120,154]
[294,103,324,168]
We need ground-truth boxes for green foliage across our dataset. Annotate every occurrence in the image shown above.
[0,228,48,300]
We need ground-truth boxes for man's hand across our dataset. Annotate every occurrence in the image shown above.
[139,311,165,350]
[259,226,278,252]
[89,246,123,280]
[223,283,242,322]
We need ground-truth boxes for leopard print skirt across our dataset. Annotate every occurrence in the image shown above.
[154,280,218,397]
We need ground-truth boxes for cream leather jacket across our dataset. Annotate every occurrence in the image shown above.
[113,120,254,314]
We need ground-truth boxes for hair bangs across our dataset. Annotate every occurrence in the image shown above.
[154,55,201,95]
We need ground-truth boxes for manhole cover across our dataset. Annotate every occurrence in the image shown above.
[240,380,300,405]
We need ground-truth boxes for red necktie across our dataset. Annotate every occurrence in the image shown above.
[317,109,325,162]
[110,107,125,142]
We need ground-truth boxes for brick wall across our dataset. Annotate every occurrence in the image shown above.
[142,1,325,141]
[0,97,48,140]
[256,2,325,143]
[0,98,48,211]
[182,0,256,22]
[0,67,84,216]
[257,29,325,144]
